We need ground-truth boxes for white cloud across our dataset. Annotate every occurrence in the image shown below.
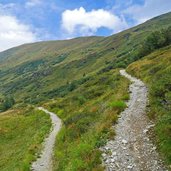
[25,0,42,7]
[61,7,127,36]
[0,15,37,52]
[124,0,171,24]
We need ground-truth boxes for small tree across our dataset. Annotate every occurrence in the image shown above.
[0,96,15,112]
[138,26,171,58]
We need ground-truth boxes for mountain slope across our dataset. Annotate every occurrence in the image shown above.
[0,12,171,171]
[127,45,171,165]
[0,12,171,105]
[0,108,51,171]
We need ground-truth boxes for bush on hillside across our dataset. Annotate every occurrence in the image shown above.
[108,101,127,112]
[0,96,15,112]
[138,26,171,58]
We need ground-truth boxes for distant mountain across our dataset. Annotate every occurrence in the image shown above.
[0,12,171,104]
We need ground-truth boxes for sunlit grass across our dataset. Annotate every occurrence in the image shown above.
[43,70,130,170]
[0,109,51,171]
[127,45,171,166]
[108,101,127,111]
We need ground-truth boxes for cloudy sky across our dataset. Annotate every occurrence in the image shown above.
[0,0,171,51]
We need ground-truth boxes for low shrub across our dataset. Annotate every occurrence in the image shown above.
[108,101,127,111]
[121,94,130,101]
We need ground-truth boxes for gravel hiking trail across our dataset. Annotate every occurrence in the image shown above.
[101,70,167,171]
[31,107,62,171]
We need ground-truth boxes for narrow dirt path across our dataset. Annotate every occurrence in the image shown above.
[101,70,166,171]
[31,107,62,171]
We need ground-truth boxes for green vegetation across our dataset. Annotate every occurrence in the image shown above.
[108,101,127,112]
[0,96,15,112]
[138,26,171,58]
[127,45,171,166]
[0,11,171,171]
[0,12,171,107]
[0,109,51,171]
[45,70,129,170]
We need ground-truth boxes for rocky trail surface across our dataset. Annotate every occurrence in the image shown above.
[31,107,62,171]
[101,70,167,171]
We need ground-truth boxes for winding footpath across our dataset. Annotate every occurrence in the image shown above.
[101,70,166,171]
[31,107,62,171]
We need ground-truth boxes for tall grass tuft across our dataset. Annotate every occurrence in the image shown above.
[108,101,127,112]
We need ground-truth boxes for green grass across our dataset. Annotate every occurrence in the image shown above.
[121,94,130,101]
[43,69,130,171]
[127,45,171,168]
[108,101,127,111]
[0,11,171,171]
[0,109,51,171]
[0,12,171,106]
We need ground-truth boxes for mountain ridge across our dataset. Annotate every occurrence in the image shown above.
[0,12,171,105]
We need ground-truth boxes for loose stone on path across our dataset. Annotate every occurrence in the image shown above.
[100,70,167,171]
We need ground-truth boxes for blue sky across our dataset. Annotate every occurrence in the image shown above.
[0,0,171,51]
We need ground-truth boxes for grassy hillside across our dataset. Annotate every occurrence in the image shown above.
[127,45,171,166]
[0,12,171,171]
[45,69,129,170]
[0,108,51,171]
[0,12,171,105]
